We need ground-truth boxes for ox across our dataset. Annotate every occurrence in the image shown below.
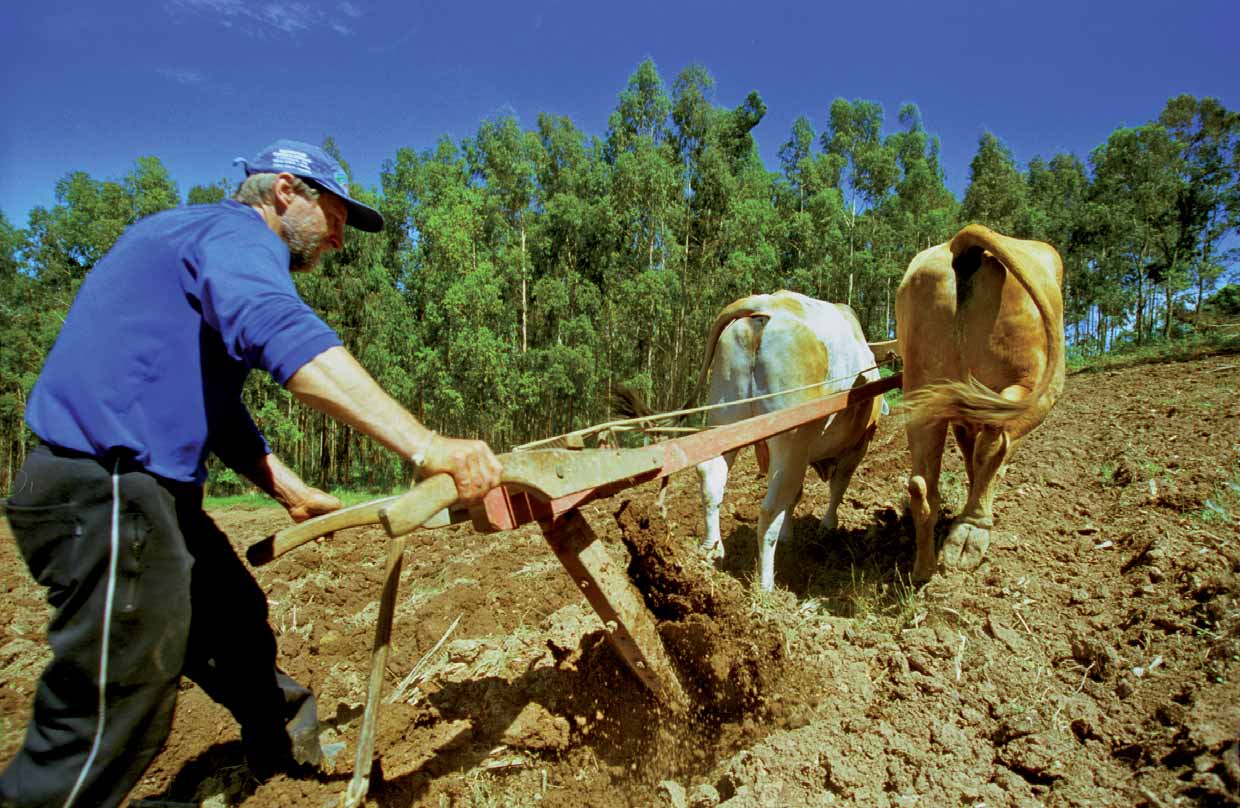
[896,224,1065,580]
[618,291,886,591]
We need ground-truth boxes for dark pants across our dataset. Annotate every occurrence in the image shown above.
[0,445,319,808]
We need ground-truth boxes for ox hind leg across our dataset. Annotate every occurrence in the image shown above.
[697,450,738,560]
[942,425,1010,570]
[907,419,948,581]
[816,424,877,532]
[754,427,814,591]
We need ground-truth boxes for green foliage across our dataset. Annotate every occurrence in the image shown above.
[1204,284,1240,315]
[1,79,1236,496]
[1200,480,1240,527]
[187,179,232,205]
[961,132,1027,234]
[1068,328,1240,375]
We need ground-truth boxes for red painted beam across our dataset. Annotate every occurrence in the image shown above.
[470,372,901,532]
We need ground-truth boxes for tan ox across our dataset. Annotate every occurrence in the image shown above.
[618,291,886,591]
[896,224,1065,580]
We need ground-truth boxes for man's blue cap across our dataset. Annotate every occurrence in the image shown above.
[235,139,384,232]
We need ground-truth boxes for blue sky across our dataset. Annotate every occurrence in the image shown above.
[2,0,1236,227]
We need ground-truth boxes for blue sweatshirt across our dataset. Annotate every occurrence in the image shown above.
[25,200,341,484]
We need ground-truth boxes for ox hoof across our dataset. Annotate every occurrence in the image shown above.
[912,557,937,583]
[700,540,725,561]
[942,522,991,570]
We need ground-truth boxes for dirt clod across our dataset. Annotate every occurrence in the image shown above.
[615,498,783,722]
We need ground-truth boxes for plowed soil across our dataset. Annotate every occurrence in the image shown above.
[2,352,1238,807]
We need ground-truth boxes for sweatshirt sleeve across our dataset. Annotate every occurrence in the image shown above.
[189,217,342,385]
[206,390,273,471]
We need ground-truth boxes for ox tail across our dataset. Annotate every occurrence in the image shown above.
[904,224,1064,433]
[610,384,657,420]
[687,297,771,410]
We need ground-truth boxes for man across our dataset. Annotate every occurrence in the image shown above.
[0,139,502,808]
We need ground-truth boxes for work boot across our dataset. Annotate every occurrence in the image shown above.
[241,704,323,780]
[286,693,323,768]
[240,672,323,779]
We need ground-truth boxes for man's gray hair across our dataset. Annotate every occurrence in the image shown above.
[233,173,320,205]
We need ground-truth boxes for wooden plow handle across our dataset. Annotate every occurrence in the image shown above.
[247,495,398,565]
[245,447,663,566]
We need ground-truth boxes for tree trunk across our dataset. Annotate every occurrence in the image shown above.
[1135,242,1148,345]
[847,199,856,307]
[521,224,528,354]
[884,280,891,338]
[1165,278,1173,340]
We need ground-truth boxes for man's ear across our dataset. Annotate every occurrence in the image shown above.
[272,173,299,214]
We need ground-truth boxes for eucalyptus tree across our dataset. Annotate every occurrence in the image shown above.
[186,179,233,205]
[821,98,899,307]
[1088,124,1180,345]
[776,116,849,300]
[779,116,817,215]
[1026,153,1089,341]
[471,114,543,354]
[603,59,680,403]
[125,155,181,220]
[607,59,678,273]
[379,137,508,446]
[1157,94,1240,325]
[0,213,36,488]
[527,113,613,432]
[712,91,779,302]
[886,104,956,253]
[25,172,133,303]
[960,131,1029,236]
[607,57,673,157]
[534,113,613,286]
[664,64,717,400]
[868,103,957,336]
[775,116,818,289]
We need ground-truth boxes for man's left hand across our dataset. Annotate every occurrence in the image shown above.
[286,487,342,523]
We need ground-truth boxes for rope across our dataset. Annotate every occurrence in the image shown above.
[513,356,898,452]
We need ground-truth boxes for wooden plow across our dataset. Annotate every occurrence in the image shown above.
[247,372,901,807]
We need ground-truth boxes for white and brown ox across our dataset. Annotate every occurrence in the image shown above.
[896,224,1065,580]
[676,291,885,591]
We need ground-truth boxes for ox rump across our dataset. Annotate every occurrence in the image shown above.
[618,291,887,592]
[896,224,1065,580]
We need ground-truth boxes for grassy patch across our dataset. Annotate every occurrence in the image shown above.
[1068,330,1240,376]
[1201,480,1240,527]
[790,561,928,630]
[879,365,904,408]
[204,487,403,511]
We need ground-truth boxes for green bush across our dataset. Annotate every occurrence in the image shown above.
[1204,284,1240,316]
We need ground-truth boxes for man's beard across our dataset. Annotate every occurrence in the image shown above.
[283,206,327,272]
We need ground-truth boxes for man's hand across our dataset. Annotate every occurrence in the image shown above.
[285,486,342,523]
[419,435,502,504]
[240,452,342,523]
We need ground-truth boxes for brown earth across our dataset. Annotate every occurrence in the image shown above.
[2,352,1238,807]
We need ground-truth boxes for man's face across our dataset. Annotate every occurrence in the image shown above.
[282,188,347,272]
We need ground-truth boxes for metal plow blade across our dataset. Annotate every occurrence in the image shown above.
[539,508,688,711]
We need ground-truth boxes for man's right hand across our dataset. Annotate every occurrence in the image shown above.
[419,435,502,504]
